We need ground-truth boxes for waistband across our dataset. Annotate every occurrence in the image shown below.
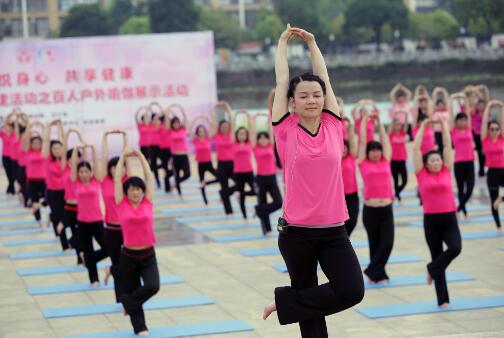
[284,225,347,235]
[28,178,45,183]
[105,223,122,230]
[121,246,155,258]
[289,222,345,229]
[64,202,78,212]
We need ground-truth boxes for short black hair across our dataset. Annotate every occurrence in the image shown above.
[287,73,326,99]
[49,140,63,161]
[235,127,249,143]
[77,161,92,172]
[366,141,383,159]
[171,116,181,129]
[435,99,445,106]
[67,147,82,161]
[195,125,207,136]
[396,90,406,98]
[455,112,468,121]
[256,131,270,142]
[107,157,120,179]
[488,120,501,129]
[422,150,442,168]
[30,136,42,143]
[123,176,146,195]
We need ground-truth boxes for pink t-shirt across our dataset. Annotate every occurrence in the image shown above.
[9,137,20,161]
[101,176,120,224]
[149,125,161,146]
[75,178,103,222]
[482,136,504,168]
[451,127,474,162]
[170,127,188,153]
[390,131,408,161]
[137,124,148,147]
[26,150,46,180]
[142,125,157,147]
[214,132,233,161]
[0,131,13,157]
[159,125,171,149]
[412,125,436,155]
[342,154,358,195]
[193,137,212,163]
[63,167,78,201]
[432,109,450,132]
[359,158,394,200]
[273,110,348,225]
[118,197,156,247]
[389,103,410,124]
[233,142,253,173]
[355,118,375,144]
[18,147,27,167]
[46,160,65,190]
[417,166,456,214]
[471,110,483,135]
[254,144,277,176]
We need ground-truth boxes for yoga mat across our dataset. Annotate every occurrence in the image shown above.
[9,249,75,260]
[4,237,58,247]
[17,262,107,276]
[365,272,473,289]
[273,254,422,273]
[161,204,255,216]
[27,275,184,295]
[43,296,213,318]
[0,219,37,228]
[154,196,220,206]
[0,209,48,217]
[409,215,503,228]
[193,222,260,232]
[178,210,282,224]
[0,228,43,236]
[240,239,369,257]
[395,202,488,212]
[462,231,503,240]
[209,232,278,243]
[61,320,253,338]
[356,295,504,318]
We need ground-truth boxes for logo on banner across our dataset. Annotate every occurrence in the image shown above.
[17,50,31,63]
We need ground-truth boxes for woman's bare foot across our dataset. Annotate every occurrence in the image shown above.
[262,303,276,320]
[64,248,73,253]
[439,302,449,309]
[200,181,206,189]
[56,222,64,235]
[37,221,45,231]
[367,278,377,285]
[103,266,112,286]
[427,273,433,285]
[91,281,100,288]
[377,279,389,285]
[137,330,150,336]
[264,231,272,237]
[497,227,503,234]
[79,252,86,265]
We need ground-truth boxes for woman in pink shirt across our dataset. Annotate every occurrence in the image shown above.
[14,116,29,207]
[481,100,504,231]
[115,149,159,336]
[471,99,487,176]
[342,117,360,236]
[147,102,163,189]
[99,130,128,302]
[135,106,150,161]
[352,101,375,144]
[389,83,412,138]
[22,121,47,230]
[389,114,408,202]
[167,104,191,197]
[253,114,282,236]
[70,145,109,287]
[357,109,394,284]
[191,117,219,205]
[159,109,173,193]
[262,26,364,337]
[450,93,476,218]
[1,112,16,195]
[431,87,451,152]
[413,117,461,308]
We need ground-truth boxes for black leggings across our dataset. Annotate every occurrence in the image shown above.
[104,224,124,302]
[2,156,15,194]
[276,226,364,338]
[28,180,46,221]
[487,168,504,228]
[390,161,407,200]
[255,174,282,234]
[217,160,235,214]
[120,247,160,334]
[63,204,82,264]
[172,154,191,196]
[434,131,444,153]
[423,212,462,305]
[47,190,68,250]
[159,148,172,192]
[78,220,108,283]
[149,145,161,188]
[344,192,360,236]
[234,172,256,219]
[17,166,28,207]
[473,131,485,176]
[454,161,475,216]
[198,161,219,205]
[362,204,394,282]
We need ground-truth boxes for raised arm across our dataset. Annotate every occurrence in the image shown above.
[345,117,357,157]
[70,146,80,182]
[412,119,429,173]
[114,151,126,205]
[61,129,84,169]
[135,106,149,125]
[477,84,490,101]
[267,89,275,113]
[272,25,294,123]
[136,149,154,201]
[189,115,211,136]
[357,112,369,164]
[376,112,391,161]
[481,100,501,139]
[42,121,51,158]
[88,145,98,178]
[98,132,109,181]
[440,120,453,170]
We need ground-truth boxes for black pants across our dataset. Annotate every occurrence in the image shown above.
[198,161,219,205]
[63,204,82,264]
[78,220,109,283]
[434,131,444,153]
[149,145,161,188]
[234,172,256,219]
[28,180,46,221]
[159,148,172,192]
[454,161,475,216]
[104,224,124,302]
[473,131,485,176]
[344,192,360,236]
[140,146,150,163]
[2,156,15,194]
[120,247,160,334]
[488,168,504,228]
[217,160,236,214]
[18,166,28,207]
[10,159,19,191]
[274,143,282,169]
[362,204,394,282]
[172,154,191,196]
[47,190,68,250]
[390,160,407,200]
[255,174,282,234]
[423,212,462,305]
[275,226,364,338]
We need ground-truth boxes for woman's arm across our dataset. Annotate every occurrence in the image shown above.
[346,117,357,157]
[189,115,211,136]
[114,151,126,205]
[357,111,369,164]
[249,114,257,147]
[376,112,391,161]
[267,89,275,113]
[42,121,52,158]
[441,120,453,171]
[272,25,294,123]
[135,106,149,125]
[412,119,428,173]
[70,146,80,182]
[481,100,499,139]
[98,132,109,181]
[136,149,154,201]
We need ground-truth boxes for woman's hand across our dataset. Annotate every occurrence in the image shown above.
[291,27,315,44]
[279,24,295,43]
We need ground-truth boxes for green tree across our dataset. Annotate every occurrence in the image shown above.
[119,16,150,35]
[344,0,408,50]
[408,10,459,46]
[449,0,504,39]
[60,4,112,37]
[253,10,284,42]
[148,0,199,33]
[109,0,133,33]
[197,8,243,49]
[272,0,325,37]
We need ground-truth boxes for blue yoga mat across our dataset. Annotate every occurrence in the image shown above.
[193,222,260,232]
[162,204,255,216]
[61,320,253,338]
[462,231,503,240]
[240,239,369,257]
[0,228,42,236]
[43,296,213,318]
[177,210,283,224]
[365,272,473,289]
[0,219,38,228]
[154,196,220,206]
[17,262,107,276]
[0,209,48,218]
[9,249,75,260]
[409,215,503,228]
[395,202,488,213]
[356,295,504,318]
[27,275,184,295]
[210,232,278,243]
[273,254,422,273]
[4,237,58,247]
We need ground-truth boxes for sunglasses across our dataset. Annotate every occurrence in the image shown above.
[489,127,500,131]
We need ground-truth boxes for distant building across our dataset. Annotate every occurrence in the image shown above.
[194,0,271,28]
[0,0,104,39]
[404,0,438,13]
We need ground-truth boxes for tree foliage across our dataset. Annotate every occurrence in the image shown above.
[148,0,199,33]
[109,0,134,33]
[197,8,244,49]
[408,9,459,46]
[60,4,112,37]
[448,0,504,39]
[119,16,150,35]
[253,10,284,41]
